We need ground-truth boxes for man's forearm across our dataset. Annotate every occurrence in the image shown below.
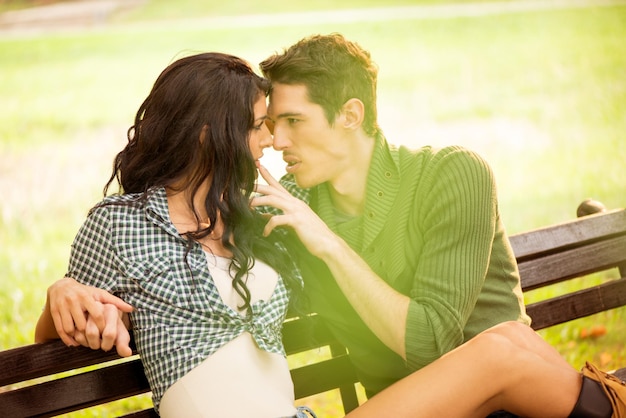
[317,235,409,359]
[34,298,61,343]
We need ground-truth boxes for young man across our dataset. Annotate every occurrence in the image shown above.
[252,33,530,399]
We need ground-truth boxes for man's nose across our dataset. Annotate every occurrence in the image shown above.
[271,127,290,151]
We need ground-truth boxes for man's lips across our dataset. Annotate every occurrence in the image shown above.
[283,154,301,172]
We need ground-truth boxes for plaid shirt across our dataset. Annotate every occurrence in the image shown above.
[280,175,309,203]
[67,187,294,410]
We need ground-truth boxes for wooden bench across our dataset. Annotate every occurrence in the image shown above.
[1,200,625,417]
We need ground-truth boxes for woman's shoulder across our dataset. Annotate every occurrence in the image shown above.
[88,191,149,217]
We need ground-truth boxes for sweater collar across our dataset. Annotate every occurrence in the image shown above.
[314,134,400,251]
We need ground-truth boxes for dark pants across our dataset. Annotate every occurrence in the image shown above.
[487,412,519,418]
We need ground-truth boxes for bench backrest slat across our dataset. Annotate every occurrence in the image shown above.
[527,275,626,330]
[509,209,626,260]
[291,355,359,400]
[1,360,149,417]
[518,235,626,290]
[0,340,122,387]
[282,314,336,355]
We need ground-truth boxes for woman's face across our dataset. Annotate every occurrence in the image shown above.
[248,95,273,162]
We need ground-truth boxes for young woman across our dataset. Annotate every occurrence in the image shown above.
[36,52,312,418]
[36,51,625,417]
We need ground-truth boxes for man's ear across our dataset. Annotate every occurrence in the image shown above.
[340,98,365,130]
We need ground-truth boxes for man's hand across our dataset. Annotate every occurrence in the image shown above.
[73,303,133,357]
[48,277,133,355]
[252,165,336,259]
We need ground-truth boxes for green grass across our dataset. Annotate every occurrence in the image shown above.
[1,1,626,416]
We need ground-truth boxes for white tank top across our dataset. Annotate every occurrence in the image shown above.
[158,253,297,418]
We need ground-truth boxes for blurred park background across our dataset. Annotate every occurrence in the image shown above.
[1,0,625,416]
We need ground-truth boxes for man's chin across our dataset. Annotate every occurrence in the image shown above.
[293,174,315,189]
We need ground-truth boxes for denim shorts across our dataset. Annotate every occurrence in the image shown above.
[294,405,317,418]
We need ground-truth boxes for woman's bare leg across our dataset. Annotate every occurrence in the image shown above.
[346,322,581,418]
[481,321,572,370]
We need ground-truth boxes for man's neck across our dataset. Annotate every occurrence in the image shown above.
[328,133,376,216]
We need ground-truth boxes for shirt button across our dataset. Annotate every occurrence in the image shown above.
[384,171,392,178]
[377,191,384,198]
[367,212,375,219]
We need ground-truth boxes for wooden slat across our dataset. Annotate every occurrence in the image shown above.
[0,360,150,417]
[510,209,626,260]
[282,315,337,355]
[283,315,360,411]
[527,277,626,330]
[0,340,126,387]
[518,235,626,290]
[330,342,359,413]
[291,355,358,400]
[120,409,158,418]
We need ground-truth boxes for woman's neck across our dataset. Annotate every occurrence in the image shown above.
[166,184,232,257]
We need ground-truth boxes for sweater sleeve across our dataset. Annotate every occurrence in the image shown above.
[66,205,119,292]
[404,146,498,370]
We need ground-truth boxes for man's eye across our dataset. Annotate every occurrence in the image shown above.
[287,118,299,124]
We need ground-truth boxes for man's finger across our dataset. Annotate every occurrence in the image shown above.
[73,330,89,348]
[115,317,133,358]
[76,298,104,331]
[250,193,274,209]
[262,214,291,237]
[84,317,102,350]
[51,310,79,347]
[100,304,120,352]
[257,164,279,185]
[257,165,288,191]
[253,183,282,198]
[94,289,134,313]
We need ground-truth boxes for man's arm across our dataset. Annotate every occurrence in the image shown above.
[36,205,134,357]
[253,166,409,358]
[310,231,410,359]
[35,277,134,357]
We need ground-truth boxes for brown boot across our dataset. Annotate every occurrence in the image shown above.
[582,362,626,418]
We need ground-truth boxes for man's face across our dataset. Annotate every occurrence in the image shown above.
[267,83,346,189]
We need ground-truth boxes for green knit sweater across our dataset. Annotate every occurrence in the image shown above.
[282,136,530,397]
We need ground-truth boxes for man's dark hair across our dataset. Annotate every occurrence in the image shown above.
[260,33,381,137]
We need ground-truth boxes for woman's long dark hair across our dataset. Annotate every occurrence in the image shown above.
[103,52,301,313]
